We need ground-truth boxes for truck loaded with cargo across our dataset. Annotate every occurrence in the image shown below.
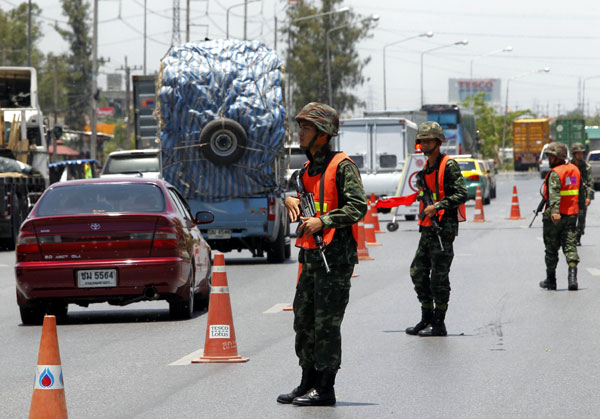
[512,118,551,171]
[156,40,290,262]
[0,67,48,249]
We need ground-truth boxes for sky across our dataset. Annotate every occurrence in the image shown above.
[3,0,600,118]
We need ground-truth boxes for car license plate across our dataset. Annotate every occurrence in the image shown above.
[77,269,117,288]
[207,229,232,239]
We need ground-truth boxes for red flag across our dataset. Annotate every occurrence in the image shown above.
[375,193,418,209]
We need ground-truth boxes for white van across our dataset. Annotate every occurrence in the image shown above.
[100,149,162,178]
[538,143,570,179]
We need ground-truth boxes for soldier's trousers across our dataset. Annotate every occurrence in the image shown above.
[576,207,588,239]
[543,214,579,275]
[410,225,456,308]
[293,263,353,371]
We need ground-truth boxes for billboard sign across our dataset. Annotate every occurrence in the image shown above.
[448,78,501,103]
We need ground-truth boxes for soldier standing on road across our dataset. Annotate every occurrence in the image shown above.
[406,122,467,337]
[277,102,367,407]
[570,142,594,246]
[539,142,583,291]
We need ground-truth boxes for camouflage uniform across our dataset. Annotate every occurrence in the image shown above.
[540,142,583,290]
[570,143,595,243]
[410,156,467,311]
[295,149,367,371]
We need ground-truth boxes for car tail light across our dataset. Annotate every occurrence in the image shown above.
[151,225,181,257]
[468,175,480,181]
[268,197,276,221]
[16,230,40,260]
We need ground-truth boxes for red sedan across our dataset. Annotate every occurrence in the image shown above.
[15,177,214,324]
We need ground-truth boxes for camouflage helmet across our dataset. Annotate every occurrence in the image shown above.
[544,142,568,160]
[416,121,446,143]
[570,142,585,153]
[295,102,340,137]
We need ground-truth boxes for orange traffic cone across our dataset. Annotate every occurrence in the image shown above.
[369,193,384,233]
[472,185,485,222]
[29,315,68,419]
[507,185,525,220]
[363,211,382,246]
[357,221,374,260]
[192,253,248,363]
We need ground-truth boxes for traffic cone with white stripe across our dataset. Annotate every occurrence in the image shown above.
[472,185,485,222]
[192,253,248,363]
[369,193,384,233]
[364,210,382,246]
[29,315,68,419]
[357,221,374,260]
[507,185,525,220]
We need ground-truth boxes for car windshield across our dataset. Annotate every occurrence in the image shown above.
[457,160,476,171]
[104,154,159,174]
[589,153,600,161]
[36,183,166,216]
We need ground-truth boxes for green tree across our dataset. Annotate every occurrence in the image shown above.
[284,0,376,116]
[54,0,92,130]
[0,2,44,67]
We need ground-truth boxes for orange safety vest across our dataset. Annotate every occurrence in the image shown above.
[543,163,580,215]
[295,152,360,249]
[418,154,466,227]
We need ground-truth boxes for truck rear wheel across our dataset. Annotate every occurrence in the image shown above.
[200,118,247,166]
[267,226,286,264]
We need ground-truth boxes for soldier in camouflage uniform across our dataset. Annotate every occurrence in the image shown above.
[570,142,594,246]
[406,121,468,337]
[539,142,583,291]
[277,102,367,406]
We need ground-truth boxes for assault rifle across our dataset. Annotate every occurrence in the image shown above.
[416,171,445,251]
[295,176,331,273]
[529,198,546,228]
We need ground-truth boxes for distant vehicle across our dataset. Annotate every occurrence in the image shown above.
[512,118,551,171]
[480,159,496,199]
[421,104,478,155]
[100,149,161,178]
[363,110,428,127]
[552,118,586,152]
[454,157,491,204]
[132,75,159,149]
[587,150,600,190]
[336,117,418,211]
[283,144,307,191]
[15,177,214,325]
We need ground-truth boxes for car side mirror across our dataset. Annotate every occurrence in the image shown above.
[194,210,215,225]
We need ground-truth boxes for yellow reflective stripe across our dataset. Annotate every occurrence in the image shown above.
[432,193,438,200]
[314,202,328,212]
[560,190,579,196]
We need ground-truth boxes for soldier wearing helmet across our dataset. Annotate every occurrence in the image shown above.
[538,142,584,291]
[279,102,367,407]
[405,121,467,337]
[570,142,594,245]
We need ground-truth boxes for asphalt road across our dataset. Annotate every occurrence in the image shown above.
[1,172,599,419]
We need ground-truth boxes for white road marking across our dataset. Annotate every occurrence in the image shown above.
[169,348,204,366]
[586,268,600,276]
[0,264,11,268]
[263,303,291,313]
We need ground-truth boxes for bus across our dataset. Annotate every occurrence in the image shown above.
[420,104,478,155]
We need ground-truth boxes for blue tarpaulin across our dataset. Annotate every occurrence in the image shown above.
[157,40,286,201]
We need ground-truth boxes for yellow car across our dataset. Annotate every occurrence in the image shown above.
[454,157,491,205]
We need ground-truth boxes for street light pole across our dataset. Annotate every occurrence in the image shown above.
[501,67,551,154]
[383,32,433,110]
[327,14,379,108]
[420,40,468,107]
[227,0,260,40]
[581,75,600,116]
[469,46,512,103]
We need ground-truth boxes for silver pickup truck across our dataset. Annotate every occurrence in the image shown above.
[588,150,600,190]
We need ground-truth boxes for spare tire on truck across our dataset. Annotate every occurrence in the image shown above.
[200,118,247,166]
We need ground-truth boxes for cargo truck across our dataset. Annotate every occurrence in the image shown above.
[553,118,586,151]
[0,67,48,249]
[512,118,551,171]
[157,40,290,263]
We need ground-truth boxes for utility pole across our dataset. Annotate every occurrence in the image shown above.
[91,0,98,160]
[186,0,190,42]
[118,56,142,143]
[143,0,147,74]
[274,16,277,49]
[53,57,58,125]
[27,0,31,66]
[243,0,248,40]
[172,0,181,46]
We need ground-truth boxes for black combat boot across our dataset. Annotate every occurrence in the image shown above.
[292,370,337,406]
[418,309,447,337]
[568,266,578,291]
[405,307,433,335]
[277,367,317,404]
[539,273,557,290]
